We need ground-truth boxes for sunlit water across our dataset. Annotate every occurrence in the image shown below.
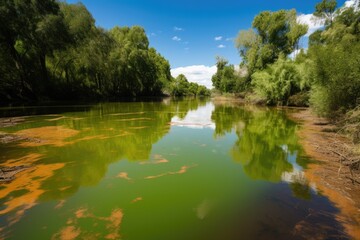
[0,99,349,239]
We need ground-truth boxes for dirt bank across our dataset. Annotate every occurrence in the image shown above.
[290,109,360,239]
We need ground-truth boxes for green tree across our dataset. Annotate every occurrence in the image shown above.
[211,57,242,93]
[251,55,308,105]
[0,1,174,102]
[235,9,308,75]
[314,0,337,26]
[308,4,360,117]
[169,74,210,97]
[0,0,70,99]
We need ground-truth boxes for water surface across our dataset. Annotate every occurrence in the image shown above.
[0,99,348,239]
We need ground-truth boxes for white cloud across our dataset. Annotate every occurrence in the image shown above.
[225,37,234,41]
[171,65,217,89]
[172,36,181,41]
[171,103,215,129]
[345,0,355,7]
[344,0,359,10]
[289,48,308,59]
[217,44,226,48]
[214,36,223,41]
[297,14,325,37]
[174,26,184,31]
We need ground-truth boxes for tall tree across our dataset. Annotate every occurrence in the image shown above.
[314,0,337,26]
[235,9,308,76]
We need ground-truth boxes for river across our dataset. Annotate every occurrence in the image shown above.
[0,98,350,239]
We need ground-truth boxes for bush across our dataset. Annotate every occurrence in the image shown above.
[309,43,360,117]
[251,56,308,105]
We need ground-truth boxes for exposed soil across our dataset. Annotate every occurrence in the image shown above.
[290,109,360,239]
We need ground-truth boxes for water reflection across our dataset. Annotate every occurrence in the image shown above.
[211,102,315,201]
[0,99,350,239]
[0,99,206,232]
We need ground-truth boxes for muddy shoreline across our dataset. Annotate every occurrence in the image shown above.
[289,109,360,239]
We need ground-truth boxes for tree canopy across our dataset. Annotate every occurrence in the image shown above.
[235,9,308,75]
[0,0,185,102]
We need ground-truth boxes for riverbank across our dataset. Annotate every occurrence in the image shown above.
[290,109,360,239]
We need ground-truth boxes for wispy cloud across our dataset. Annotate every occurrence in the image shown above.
[225,37,234,41]
[214,36,223,41]
[150,32,157,37]
[172,36,181,41]
[171,65,217,89]
[217,44,226,48]
[184,47,190,51]
[174,26,184,31]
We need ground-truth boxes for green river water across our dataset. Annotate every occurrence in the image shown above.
[0,99,349,239]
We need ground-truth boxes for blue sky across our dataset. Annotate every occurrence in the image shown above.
[66,0,349,88]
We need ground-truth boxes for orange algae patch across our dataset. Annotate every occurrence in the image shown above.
[59,186,72,191]
[55,200,66,209]
[54,208,123,240]
[139,154,169,165]
[4,153,43,166]
[145,165,196,179]
[16,126,79,147]
[75,208,91,219]
[131,197,143,203]
[51,226,81,240]
[0,159,65,225]
[104,209,123,240]
[139,159,169,165]
[116,172,131,181]
[0,153,64,224]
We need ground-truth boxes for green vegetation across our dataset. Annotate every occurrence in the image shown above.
[211,57,244,93]
[235,9,308,78]
[169,74,210,97]
[308,6,360,117]
[0,0,209,102]
[212,0,360,119]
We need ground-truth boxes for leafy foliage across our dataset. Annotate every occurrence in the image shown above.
[0,0,173,102]
[235,9,308,75]
[308,2,360,117]
[251,55,309,105]
[169,74,210,97]
[211,57,244,93]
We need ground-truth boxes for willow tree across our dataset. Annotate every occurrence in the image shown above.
[235,9,308,77]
